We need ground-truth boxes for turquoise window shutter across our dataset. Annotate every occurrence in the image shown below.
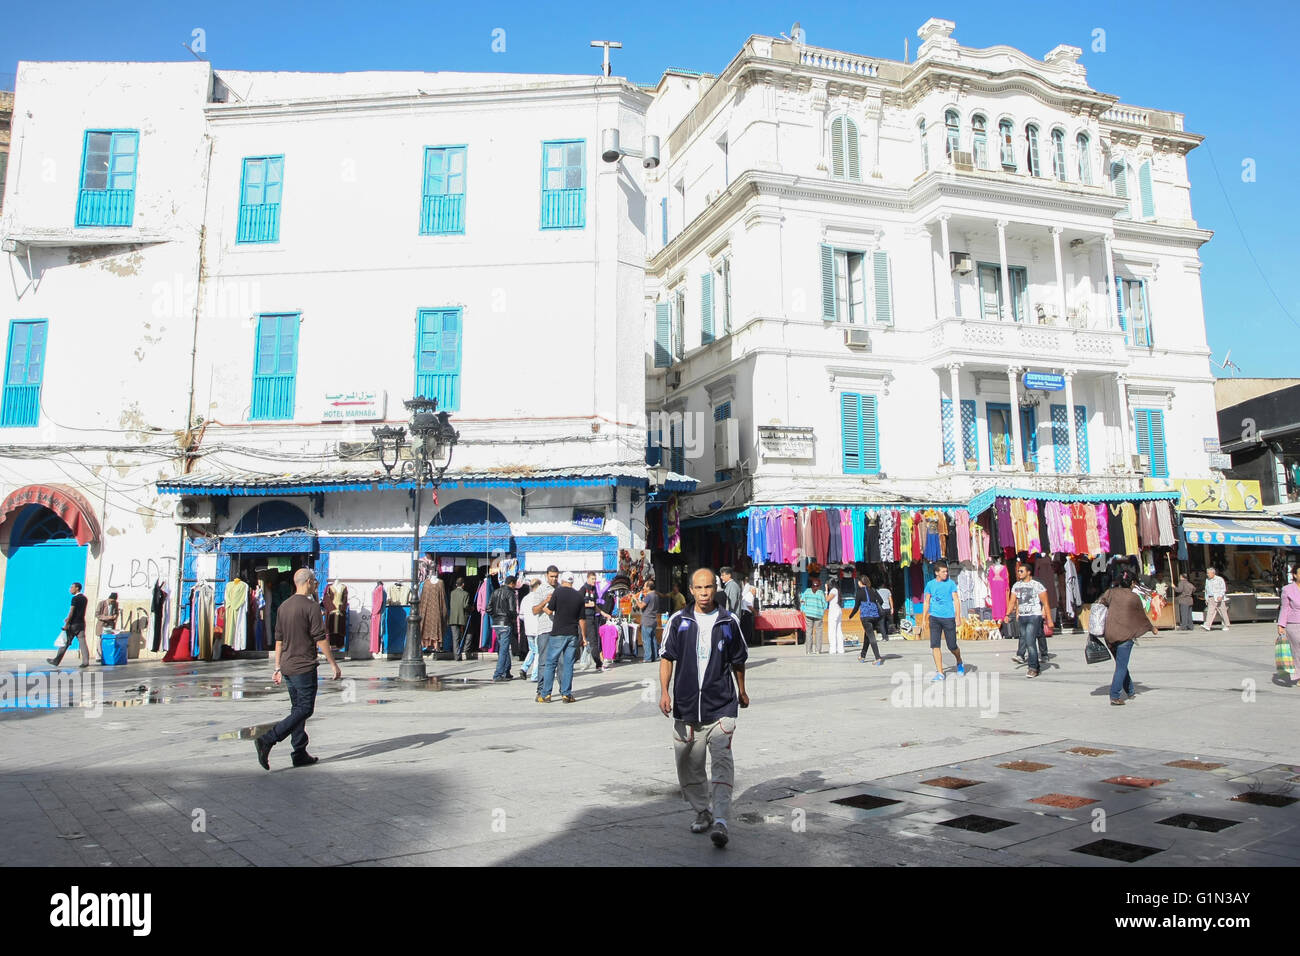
[1134,408,1150,469]
[830,117,844,177]
[1051,404,1071,472]
[1138,161,1154,218]
[415,309,462,410]
[250,314,298,420]
[861,394,880,473]
[841,392,862,474]
[1139,279,1153,347]
[1147,408,1168,478]
[1115,281,1128,336]
[700,272,714,344]
[872,251,893,324]
[660,197,668,245]
[960,399,976,465]
[1074,405,1090,473]
[941,398,955,465]
[421,146,467,235]
[1,320,47,428]
[540,139,586,229]
[1020,406,1038,464]
[821,244,837,321]
[76,129,138,227]
[238,155,284,243]
[654,303,671,368]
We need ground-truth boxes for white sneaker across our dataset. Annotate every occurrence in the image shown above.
[1201,624,1211,631]
[1223,626,1230,631]
[690,810,714,833]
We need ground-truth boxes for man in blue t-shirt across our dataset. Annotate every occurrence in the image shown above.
[922,560,964,681]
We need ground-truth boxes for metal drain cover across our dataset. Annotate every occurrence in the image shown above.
[1157,813,1238,833]
[831,793,903,811]
[1072,839,1163,863]
[938,814,1016,833]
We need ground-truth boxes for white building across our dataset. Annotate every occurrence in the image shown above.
[642,20,1217,535]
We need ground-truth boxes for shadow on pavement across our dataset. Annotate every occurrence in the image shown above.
[327,731,462,762]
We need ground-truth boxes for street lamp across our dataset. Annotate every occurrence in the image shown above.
[373,398,459,681]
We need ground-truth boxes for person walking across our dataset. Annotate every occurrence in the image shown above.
[531,567,558,695]
[578,571,610,672]
[1174,573,1195,631]
[1277,565,1300,687]
[488,574,518,682]
[518,579,543,680]
[799,575,827,654]
[537,571,583,703]
[719,567,742,615]
[923,560,964,681]
[848,574,884,665]
[255,568,342,769]
[659,567,749,849]
[875,582,893,639]
[49,582,91,668]
[1007,562,1050,679]
[448,577,471,659]
[739,578,757,646]
[637,578,661,663]
[1097,567,1155,705]
[1202,567,1230,631]
[824,577,844,654]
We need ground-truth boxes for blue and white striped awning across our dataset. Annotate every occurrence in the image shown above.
[1183,516,1300,548]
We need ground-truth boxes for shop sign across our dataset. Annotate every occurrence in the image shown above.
[321,390,386,422]
[1208,453,1233,470]
[758,425,815,460]
[1203,437,1220,453]
[572,508,606,531]
[1143,477,1263,512]
[1022,372,1065,391]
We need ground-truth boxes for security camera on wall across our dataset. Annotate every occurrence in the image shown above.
[599,129,660,169]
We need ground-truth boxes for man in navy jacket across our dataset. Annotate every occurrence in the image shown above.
[659,567,750,848]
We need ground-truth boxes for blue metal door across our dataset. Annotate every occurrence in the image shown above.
[1,536,89,651]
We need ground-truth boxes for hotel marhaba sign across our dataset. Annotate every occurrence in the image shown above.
[1141,477,1264,512]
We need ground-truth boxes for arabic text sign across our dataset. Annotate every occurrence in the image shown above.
[758,426,815,460]
[321,390,386,422]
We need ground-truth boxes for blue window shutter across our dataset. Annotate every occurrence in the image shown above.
[1051,403,1070,473]
[540,139,585,229]
[1074,405,1090,473]
[821,244,837,322]
[654,303,671,368]
[1020,406,1038,464]
[1134,408,1151,470]
[76,129,137,227]
[872,251,893,324]
[1138,161,1154,219]
[713,401,731,422]
[841,392,862,474]
[238,155,284,243]
[861,394,880,474]
[251,314,298,420]
[414,309,462,410]
[1,320,47,428]
[700,272,714,344]
[660,197,668,246]
[1148,408,1168,478]
[1139,279,1153,347]
[1111,162,1128,199]
[645,429,662,467]
[961,399,977,465]
[1115,280,1128,335]
[940,398,955,465]
[421,147,466,235]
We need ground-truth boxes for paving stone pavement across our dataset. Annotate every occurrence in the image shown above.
[1,623,1297,866]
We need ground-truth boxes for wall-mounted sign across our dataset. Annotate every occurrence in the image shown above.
[1022,372,1065,392]
[322,390,386,422]
[758,425,815,460]
[1142,477,1263,512]
[1203,437,1221,454]
[573,508,606,531]
[1208,453,1233,470]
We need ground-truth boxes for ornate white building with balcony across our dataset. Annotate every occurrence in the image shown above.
[644,18,1217,522]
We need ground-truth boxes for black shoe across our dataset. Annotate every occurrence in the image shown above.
[46,658,58,666]
[255,737,272,770]
[292,753,319,767]
[710,821,729,848]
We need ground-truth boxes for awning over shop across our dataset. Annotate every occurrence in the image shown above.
[966,487,1180,519]
[0,483,101,545]
[1183,516,1300,548]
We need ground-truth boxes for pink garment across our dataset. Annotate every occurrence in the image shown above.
[781,508,799,564]
[1055,502,1076,553]
[956,510,971,562]
[475,580,488,614]
[840,509,855,563]
[1095,504,1110,553]
[370,584,385,654]
[988,564,1010,620]
[1278,583,1300,627]
[1025,500,1041,553]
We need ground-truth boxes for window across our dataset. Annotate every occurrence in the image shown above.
[1133,408,1168,478]
[660,197,668,246]
[76,129,137,227]
[669,417,685,476]
[714,401,733,482]
[830,115,860,180]
[1025,124,1042,177]
[821,245,893,324]
[841,392,880,475]
[987,403,1036,466]
[998,119,1015,168]
[1115,278,1152,347]
[237,155,284,243]
[944,110,960,158]
[715,257,732,335]
[540,139,585,229]
[421,146,466,235]
[1,320,48,428]
[976,264,1028,322]
[918,119,929,172]
[1076,133,1093,185]
[250,314,298,421]
[972,114,988,169]
[415,308,462,411]
[1051,129,1066,181]
[1111,160,1129,217]
[700,271,715,345]
[1051,404,1090,473]
[1138,160,1155,219]
[654,303,671,368]
[672,287,685,361]
[645,429,662,467]
[941,398,977,467]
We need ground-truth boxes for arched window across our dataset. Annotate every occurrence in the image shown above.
[1077,132,1093,185]
[944,109,960,158]
[972,114,988,169]
[1051,128,1067,181]
[918,118,929,172]
[998,119,1015,167]
[1025,124,1042,177]
[830,115,860,180]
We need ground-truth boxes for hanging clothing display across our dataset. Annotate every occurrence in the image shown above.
[1138,501,1160,547]
[1024,500,1042,554]
[780,508,798,564]
[150,582,166,652]
[1120,502,1140,556]
[955,511,971,563]
[798,509,813,562]
[1063,557,1082,616]
[420,577,447,650]
[370,584,386,655]
[1155,500,1176,547]
[325,582,348,649]
[1057,502,1076,553]
[193,584,215,661]
[971,521,990,571]
[1069,503,1091,550]
[225,577,249,652]
[1010,499,1029,553]
[1095,504,1111,553]
[995,498,1015,549]
[987,563,1010,621]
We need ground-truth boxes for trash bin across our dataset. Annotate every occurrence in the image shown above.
[101,632,130,666]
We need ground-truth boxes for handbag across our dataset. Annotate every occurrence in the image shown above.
[1276,636,1296,676]
[1087,602,1108,638]
[1085,634,1113,665]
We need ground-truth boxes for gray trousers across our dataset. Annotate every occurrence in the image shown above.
[1176,603,1193,630]
[805,618,824,654]
[673,716,736,822]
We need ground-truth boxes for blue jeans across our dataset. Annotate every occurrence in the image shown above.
[1017,615,1042,671]
[1109,639,1134,700]
[542,632,577,697]
[642,623,658,662]
[522,634,539,676]
[492,625,514,678]
[535,634,551,694]
[264,669,318,758]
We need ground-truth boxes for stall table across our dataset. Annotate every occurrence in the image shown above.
[754,609,807,645]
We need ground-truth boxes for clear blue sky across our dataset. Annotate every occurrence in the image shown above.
[4,0,1296,376]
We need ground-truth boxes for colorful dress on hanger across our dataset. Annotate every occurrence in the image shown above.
[1121,503,1140,555]
[955,510,971,563]
[995,498,1015,549]
[1057,502,1076,553]
[370,584,386,654]
[1155,501,1176,547]
[899,514,912,568]
[987,564,1010,621]
[1025,501,1042,554]
[780,508,798,564]
[1095,504,1111,553]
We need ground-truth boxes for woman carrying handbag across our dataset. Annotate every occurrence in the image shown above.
[1277,565,1300,687]
[1096,568,1156,706]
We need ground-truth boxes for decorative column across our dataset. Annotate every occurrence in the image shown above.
[939,214,955,316]
[997,219,1012,321]
[1051,226,1068,324]
[1063,368,1080,473]
[1007,365,1023,470]
[1104,234,1118,330]
[1116,373,1131,469]
[948,362,965,470]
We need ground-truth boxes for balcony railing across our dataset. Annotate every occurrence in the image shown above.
[250,374,295,420]
[420,194,465,235]
[799,47,880,76]
[75,188,134,227]
[540,188,585,229]
[1101,104,1183,132]
[0,384,40,427]
[935,316,1128,363]
[415,371,459,411]
[237,203,281,243]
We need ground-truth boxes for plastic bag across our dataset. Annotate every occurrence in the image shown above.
[1088,602,1108,638]
[1085,635,1112,665]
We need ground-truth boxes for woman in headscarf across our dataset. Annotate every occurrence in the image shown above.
[1097,567,1156,705]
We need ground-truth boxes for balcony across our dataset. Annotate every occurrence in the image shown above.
[250,374,295,421]
[237,203,280,243]
[75,188,134,227]
[420,194,465,235]
[931,315,1129,367]
[0,384,40,428]
[415,371,460,412]
[540,188,585,230]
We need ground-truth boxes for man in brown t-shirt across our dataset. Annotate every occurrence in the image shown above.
[255,568,341,769]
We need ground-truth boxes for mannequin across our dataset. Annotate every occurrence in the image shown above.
[225,574,250,651]
[325,580,348,649]
[987,557,1009,624]
[370,581,386,655]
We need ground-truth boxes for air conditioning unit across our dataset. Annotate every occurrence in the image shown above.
[951,150,974,170]
[175,497,214,524]
[714,417,740,472]
[950,252,972,275]
[843,328,871,349]
[1133,453,1149,473]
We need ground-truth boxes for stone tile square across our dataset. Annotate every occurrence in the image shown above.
[1102,776,1171,789]
[998,761,1053,772]
[1029,793,1098,809]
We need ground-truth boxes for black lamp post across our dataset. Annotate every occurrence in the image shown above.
[373,398,459,682]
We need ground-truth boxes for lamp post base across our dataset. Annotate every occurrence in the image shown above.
[397,656,429,682]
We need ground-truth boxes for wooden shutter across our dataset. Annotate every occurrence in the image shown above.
[841,392,862,474]
[861,394,880,473]
[821,244,837,321]
[1112,161,1128,198]
[846,118,860,180]
[700,272,714,344]
[1115,280,1128,334]
[1138,161,1154,218]
[872,251,893,324]
[1147,408,1168,478]
[830,117,845,178]
[654,303,671,368]
[1051,404,1071,473]
[1074,405,1090,473]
